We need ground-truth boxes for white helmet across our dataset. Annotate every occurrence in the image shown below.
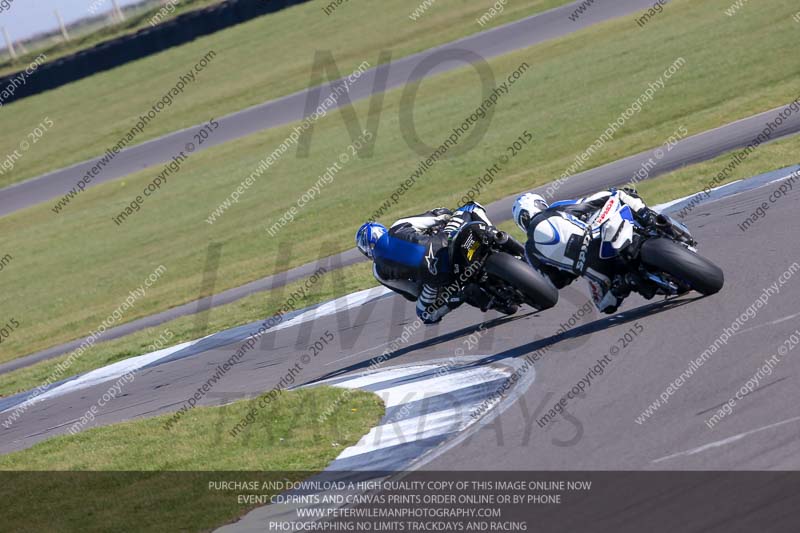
[512,193,549,232]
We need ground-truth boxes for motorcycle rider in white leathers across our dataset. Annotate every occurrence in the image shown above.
[512,188,660,314]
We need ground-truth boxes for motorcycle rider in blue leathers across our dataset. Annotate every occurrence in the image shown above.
[512,188,660,314]
[356,202,493,324]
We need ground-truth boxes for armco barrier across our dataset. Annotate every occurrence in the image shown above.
[0,0,312,106]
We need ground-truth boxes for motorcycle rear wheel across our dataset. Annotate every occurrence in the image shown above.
[484,252,559,311]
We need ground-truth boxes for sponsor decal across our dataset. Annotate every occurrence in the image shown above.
[575,230,593,274]
[594,197,617,226]
[466,240,481,261]
[462,233,476,251]
[425,244,439,275]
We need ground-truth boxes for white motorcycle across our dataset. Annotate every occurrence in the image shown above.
[581,193,725,298]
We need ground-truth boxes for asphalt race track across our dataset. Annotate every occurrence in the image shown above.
[5,1,800,531]
[3,172,799,481]
[5,0,800,375]
[6,99,800,375]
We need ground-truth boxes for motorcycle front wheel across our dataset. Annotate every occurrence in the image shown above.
[640,238,724,296]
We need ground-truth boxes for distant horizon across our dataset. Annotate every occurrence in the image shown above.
[0,0,150,44]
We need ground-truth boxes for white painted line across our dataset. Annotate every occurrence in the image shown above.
[336,407,464,459]
[337,366,504,407]
[326,361,511,467]
[734,311,800,336]
[1,339,199,414]
[652,415,800,464]
[766,168,800,185]
[652,180,742,211]
[654,165,799,214]
[278,286,390,332]
[3,286,392,415]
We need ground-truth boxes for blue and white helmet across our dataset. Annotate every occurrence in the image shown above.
[512,193,549,232]
[356,222,387,258]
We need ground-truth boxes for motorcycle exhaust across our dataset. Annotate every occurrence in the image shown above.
[493,231,510,245]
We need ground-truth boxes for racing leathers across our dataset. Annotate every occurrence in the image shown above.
[524,188,655,314]
[372,203,493,324]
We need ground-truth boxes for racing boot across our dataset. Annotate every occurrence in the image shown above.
[623,272,657,300]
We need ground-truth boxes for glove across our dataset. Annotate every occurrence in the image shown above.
[622,186,641,198]
[637,207,660,227]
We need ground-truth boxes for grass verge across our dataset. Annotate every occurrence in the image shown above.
[0,261,375,395]
[0,0,572,187]
[634,135,800,207]
[0,387,384,531]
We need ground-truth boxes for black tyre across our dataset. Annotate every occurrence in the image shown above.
[640,238,724,296]
[484,252,559,311]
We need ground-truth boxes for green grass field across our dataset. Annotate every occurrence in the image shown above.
[0,0,571,188]
[0,387,384,531]
[1,0,798,367]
